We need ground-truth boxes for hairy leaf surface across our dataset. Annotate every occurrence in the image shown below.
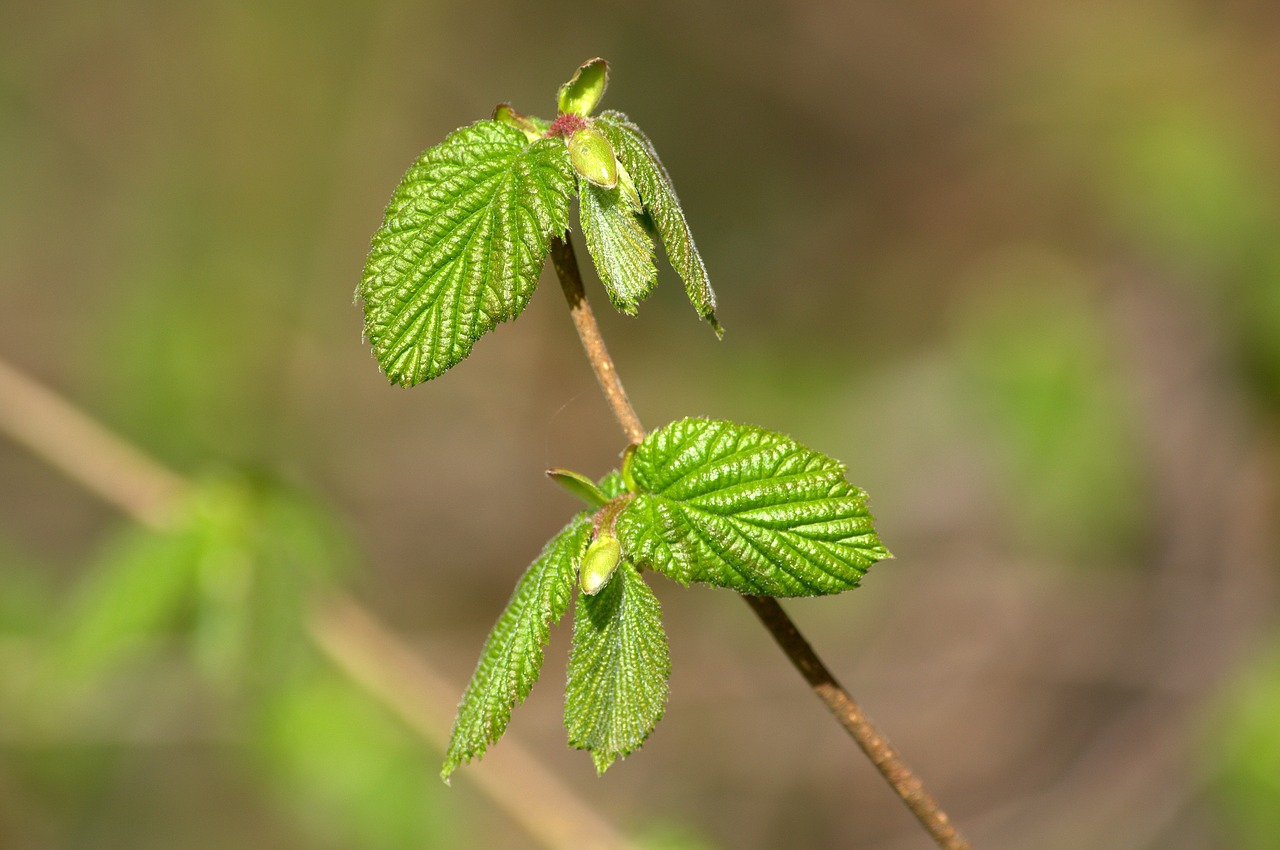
[442,514,590,779]
[565,562,670,773]
[359,120,574,386]
[596,112,721,335]
[578,178,658,314]
[617,418,889,596]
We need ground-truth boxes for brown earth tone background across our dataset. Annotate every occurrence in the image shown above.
[2,1,1280,848]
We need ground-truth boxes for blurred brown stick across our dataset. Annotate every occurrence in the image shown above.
[0,356,638,850]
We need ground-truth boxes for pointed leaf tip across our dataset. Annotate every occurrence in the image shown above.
[558,57,609,116]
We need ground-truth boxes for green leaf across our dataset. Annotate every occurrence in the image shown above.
[598,469,629,499]
[565,562,670,773]
[359,120,574,386]
[442,514,591,779]
[558,57,609,117]
[614,493,695,584]
[579,179,658,314]
[616,418,890,596]
[595,112,721,336]
[55,526,201,680]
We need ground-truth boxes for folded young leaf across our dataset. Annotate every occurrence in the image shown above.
[441,513,591,780]
[565,562,671,773]
[359,120,575,386]
[578,178,658,314]
[595,112,721,336]
[558,57,609,117]
[617,418,890,596]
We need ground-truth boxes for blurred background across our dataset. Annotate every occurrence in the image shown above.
[2,0,1279,848]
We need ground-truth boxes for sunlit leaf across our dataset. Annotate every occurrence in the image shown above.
[359,121,574,386]
[565,562,670,773]
[617,418,889,596]
[442,514,590,779]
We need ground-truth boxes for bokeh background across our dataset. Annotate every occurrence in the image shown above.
[2,1,1279,848]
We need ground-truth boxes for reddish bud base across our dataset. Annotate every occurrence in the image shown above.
[548,113,588,137]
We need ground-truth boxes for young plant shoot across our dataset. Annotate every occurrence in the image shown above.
[355,57,918,820]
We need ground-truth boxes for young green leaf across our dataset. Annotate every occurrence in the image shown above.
[547,467,609,508]
[616,418,890,596]
[442,514,591,780]
[359,120,575,386]
[565,562,670,773]
[578,179,659,314]
[595,112,721,336]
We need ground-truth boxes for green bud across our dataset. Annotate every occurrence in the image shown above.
[557,57,609,117]
[568,126,619,189]
[579,534,622,595]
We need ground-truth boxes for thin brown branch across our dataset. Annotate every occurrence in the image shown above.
[550,240,971,850]
[0,355,638,850]
[550,237,645,445]
[742,595,970,850]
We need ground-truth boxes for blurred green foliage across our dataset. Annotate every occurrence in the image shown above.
[956,257,1147,559]
[0,476,459,849]
[256,671,456,850]
[1210,642,1280,850]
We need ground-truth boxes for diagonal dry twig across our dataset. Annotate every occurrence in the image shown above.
[0,355,638,850]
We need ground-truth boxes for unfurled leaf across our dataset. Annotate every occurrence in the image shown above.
[617,418,890,596]
[595,112,721,335]
[579,179,658,314]
[558,57,609,117]
[565,562,670,773]
[359,120,574,386]
[442,514,591,779]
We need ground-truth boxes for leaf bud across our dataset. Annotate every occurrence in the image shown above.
[579,534,622,595]
[568,126,619,189]
[557,57,609,117]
